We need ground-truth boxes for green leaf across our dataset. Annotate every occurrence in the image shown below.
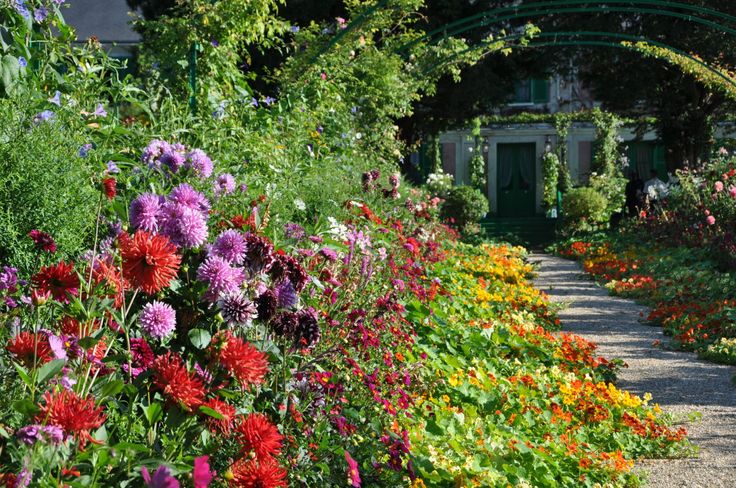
[13,399,39,417]
[37,359,66,384]
[12,361,33,389]
[188,328,211,349]
[199,405,225,420]
[143,402,163,426]
[97,380,125,401]
[0,55,21,93]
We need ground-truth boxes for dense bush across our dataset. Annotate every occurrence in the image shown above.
[561,187,609,233]
[0,99,98,272]
[439,185,489,232]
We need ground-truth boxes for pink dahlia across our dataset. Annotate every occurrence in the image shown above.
[168,183,210,215]
[185,149,213,178]
[130,193,163,233]
[214,173,236,196]
[211,229,247,264]
[160,203,208,249]
[139,301,177,339]
[197,256,245,302]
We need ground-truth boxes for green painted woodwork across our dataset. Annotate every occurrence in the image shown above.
[497,143,537,218]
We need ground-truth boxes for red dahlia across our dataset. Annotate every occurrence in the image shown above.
[119,231,181,295]
[201,397,237,435]
[32,261,80,303]
[151,353,206,412]
[6,331,52,366]
[235,413,283,459]
[229,457,287,488]
[212,333,268,387]
[102,177,117,200]
[28,229,57,253]
[90,260,128,308]
[36,389,106,439]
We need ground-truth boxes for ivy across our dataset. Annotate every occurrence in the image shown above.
[542,151,560,209]
[469,116,486,192]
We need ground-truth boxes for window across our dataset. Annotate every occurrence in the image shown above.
[511,78,550,105]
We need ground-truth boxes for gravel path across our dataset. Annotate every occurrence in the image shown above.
[531,253,736,488]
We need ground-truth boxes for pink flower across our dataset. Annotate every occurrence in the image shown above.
[715,181,724,192]
[344,451,361,488]
[141,465,179,488]
[729,186,736,199]
[193,456,215,488]
[706,215,716,226]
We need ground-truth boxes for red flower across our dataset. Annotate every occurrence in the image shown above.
[36,389,106,439]
[32,261,80,303]
[6,331,52,366]
[119,231,181,294]
[229,457,287,488]
[90,260,127,308]
[102,177,117,200]
[212,333,268,387]
[151,353,206,412]
[201,397,236,435]
[235,413,283,459]
[28,229,57,253]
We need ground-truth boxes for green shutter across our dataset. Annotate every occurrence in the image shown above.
[532,78,549,104]
[653,144,667,182]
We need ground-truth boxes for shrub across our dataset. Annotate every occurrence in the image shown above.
[0,99,98,272]
[440,185,489,232]
[562,187,609,233]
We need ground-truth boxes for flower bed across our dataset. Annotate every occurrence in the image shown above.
[556,238,736,365]
[0,140,689,487]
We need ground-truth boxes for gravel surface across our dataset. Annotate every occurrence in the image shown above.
[531,253,736,488]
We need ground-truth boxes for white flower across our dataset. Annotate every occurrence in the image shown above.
[294,198,306,211]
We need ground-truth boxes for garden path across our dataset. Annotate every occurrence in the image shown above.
[532,253,736,488]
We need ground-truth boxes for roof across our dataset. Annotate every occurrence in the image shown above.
[62,0,141,44]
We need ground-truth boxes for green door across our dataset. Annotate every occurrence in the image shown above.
[497,143,536,217]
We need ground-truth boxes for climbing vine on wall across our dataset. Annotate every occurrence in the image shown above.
[542,151,560,209]
[591,108,627,216]
[554,113,574,193]
[469,117,486,191]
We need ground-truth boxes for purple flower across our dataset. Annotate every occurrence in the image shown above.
[15,466,32,488]
[5,296,17,308]
[93,104,107,117]
[130,193,164,233]
[197,256,245,302]
[262,96,276,106]
[33,7,48,22]
[14,1,30,19]
[193,456,214,488]
[274,279,298,309]
[290,25,300,33]
[217,291,257,326]
[160,203,208,249]
[16,425,41,445]
[168,184,210,215]
[33,110,55,124]
[185,149,213,178]
[142,465,180,488]
[238,183,248,193]
[320,248,338,261]
[284,222,306,240]
[106,160,120,174]
[251,98,259,107]
[214,173,236,196]
[210,39,219,47]
[194,362,213,384]
[78,143,93,158]
[18,56,27,68]
[160,148,185,174]
[0,266,18,291]
[142,139,169,168]
[211,229,247,264]
[139,301,177,339]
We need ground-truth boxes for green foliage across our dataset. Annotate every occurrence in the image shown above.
[561,187,609,233]
[542,151,559,209]
[440,185,489,232]
[0,98,98,272]
[591,108,623,176]
[469,116,486,191]
[590,172,627,219]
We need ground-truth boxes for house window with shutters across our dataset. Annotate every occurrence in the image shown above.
[511,78,550,105]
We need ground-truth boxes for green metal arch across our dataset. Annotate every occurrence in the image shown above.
[421,31,736,90]
[399,0,736,55]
